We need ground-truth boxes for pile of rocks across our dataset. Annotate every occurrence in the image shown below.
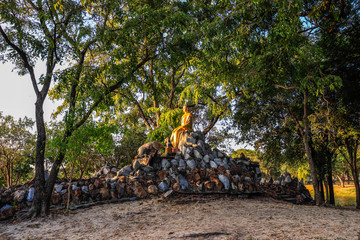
[260,172,312,204]
[127,131,262,195]
[0,131,313,220]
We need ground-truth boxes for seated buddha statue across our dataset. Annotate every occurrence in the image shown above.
[170,104,193,150]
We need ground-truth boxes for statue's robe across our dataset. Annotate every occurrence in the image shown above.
[170,112,193,149]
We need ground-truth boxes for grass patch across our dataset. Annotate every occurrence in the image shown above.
[306,184,357,206]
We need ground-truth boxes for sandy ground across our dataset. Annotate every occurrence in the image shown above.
[1,195,359,240]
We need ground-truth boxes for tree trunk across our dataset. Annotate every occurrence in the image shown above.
[43,132,70,214]
[302,91,323,205]
[351,167,360,209]
[29,99,46,217]
[319,178,325,202]
[327,169,335,205]
[324,178,329,203]
[337,175,345,187]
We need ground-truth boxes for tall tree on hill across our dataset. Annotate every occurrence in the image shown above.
[0,0,91,216]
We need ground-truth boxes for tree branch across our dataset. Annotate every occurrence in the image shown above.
[0,25,39,95]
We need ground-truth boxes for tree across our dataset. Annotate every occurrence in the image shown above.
[0,0,98,216]
[203,0,345,205]
[309,0,360,207]
[0,112,34,187]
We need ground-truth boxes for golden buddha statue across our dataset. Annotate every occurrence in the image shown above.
[170,104,193,150]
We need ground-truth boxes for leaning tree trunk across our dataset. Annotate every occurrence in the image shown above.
[302,91,323,205]
[30,99,46,217]
[43,128,72,214]
[303,135,323,205]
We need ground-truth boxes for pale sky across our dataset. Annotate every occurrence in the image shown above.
[0,62,60,122]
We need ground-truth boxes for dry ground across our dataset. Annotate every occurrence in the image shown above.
[1,195,359,240]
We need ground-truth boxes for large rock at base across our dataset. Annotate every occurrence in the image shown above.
[51,193,61,205]
[14,190,26,203]
[134,186,147,198]
[99,188,109,199]
[218,175,230,190]
[147,185,158,195]
[0,205,14,220]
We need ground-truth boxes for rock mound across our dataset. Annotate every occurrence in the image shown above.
[0,131,312,220]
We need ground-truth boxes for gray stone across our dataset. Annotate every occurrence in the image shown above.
[179,158,186,167]
[200,160,207,168]
[158,182,168,192]
[164,177,171,186]
[197,140,207,153]
[161,159,171,170]
[244,176,252,182]
[203,155,210,163]
[281,179,286,186]
[233,175,241,182]
[194,150,203,159]
[81,186,89,193]
[285,175,292,183]
[171,159,178,168]
[219,175,230,190]
[186,159,197,169]
[14,190,26,203]
[55,184,63,193]
[117,165,132,176]
[60,189,67,195]
[218,151,224,158]
[133,160,141,172]
[141,165,153,173]
[185,147,194,156]
[72,185,79,191]
[223,162,230,169]
[178,174,189,190]
[163,190,174,198]
[181,146,187,157]
[103,167,110,175]
[197,183,204,191]
[184,153,191,160]
[175,152,182,160]
[111,167,118,173]
[214,158,223,166]
[210,161,218,169]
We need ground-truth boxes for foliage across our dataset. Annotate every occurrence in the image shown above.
[0,112,35,187]
[114,125,147,167]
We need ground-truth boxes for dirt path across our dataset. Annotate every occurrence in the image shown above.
[1,195,359,240]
